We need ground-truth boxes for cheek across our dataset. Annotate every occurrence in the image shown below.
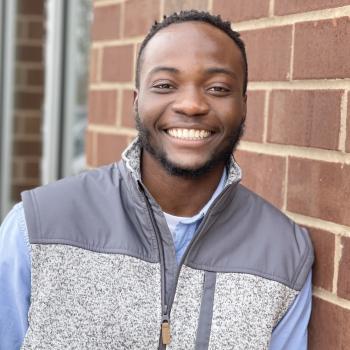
[137,95,166,125]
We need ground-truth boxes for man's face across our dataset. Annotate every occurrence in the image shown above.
[135,21,247,177]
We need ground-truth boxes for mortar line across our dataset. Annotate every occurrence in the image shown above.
[338,91,348,152]
[248,80,350,90]
[94,0,125,7]
[90,82,135,90]
[116,89,122,127]
[15,62,43,69]
[15,86,44,93]
[262,90,270,143]
[119,0,125,39]
[17,15,43,22]
[313,287,350,310]
[284,211,350,236]
[208,0,213,12]
[268,0,275,17]
[132,43,138,84]
[232,5,350,30]
[289,24,295,80]
[238,141,350,164]
[88,124,138,136]
[16,38,43,46]
[13,156,41,163]
[92,36,144,48]
[332,235,343,293]
[96,47,102,83]
[159,0,165,18]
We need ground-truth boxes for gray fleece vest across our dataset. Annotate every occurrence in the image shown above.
[21,140,313,350]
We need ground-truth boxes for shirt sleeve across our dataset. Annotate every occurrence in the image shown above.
[0,203,31,350]
[269,271,312,350]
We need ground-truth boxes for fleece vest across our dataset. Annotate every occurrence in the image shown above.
[20,140,313,350]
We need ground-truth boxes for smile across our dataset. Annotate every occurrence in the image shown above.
[166,128,212,140]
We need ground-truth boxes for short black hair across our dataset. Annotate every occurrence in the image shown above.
[135,10,248,95]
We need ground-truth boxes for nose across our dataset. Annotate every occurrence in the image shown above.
[171,87,209,116]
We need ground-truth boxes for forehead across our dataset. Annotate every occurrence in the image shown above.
[140,21,244,80]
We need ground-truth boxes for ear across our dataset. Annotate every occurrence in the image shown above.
[242,94,247,122]
[133,89,138,113]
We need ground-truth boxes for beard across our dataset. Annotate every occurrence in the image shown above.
[135,111,245,179]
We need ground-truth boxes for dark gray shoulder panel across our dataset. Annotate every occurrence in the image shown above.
[186,185,314,291]
[21,163,158,262]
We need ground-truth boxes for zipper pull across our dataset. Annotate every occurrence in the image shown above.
[161,316,171,345]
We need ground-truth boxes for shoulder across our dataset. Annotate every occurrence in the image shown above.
[187,184,314,291]
[20,163,124,244]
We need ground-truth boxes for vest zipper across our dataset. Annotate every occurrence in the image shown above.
[139,183,170,347]
[140,181,233,348]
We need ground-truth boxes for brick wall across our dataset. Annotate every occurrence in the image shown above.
[12,0,45,201]
[87,1,350,348]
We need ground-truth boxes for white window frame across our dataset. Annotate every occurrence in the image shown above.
[0,0,17,220]
[43,0,91,184]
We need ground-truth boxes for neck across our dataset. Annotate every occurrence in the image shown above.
[141,151,225,217]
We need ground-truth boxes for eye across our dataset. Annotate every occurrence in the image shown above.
[151,81,176,93]
[154,83,173,89]
[207,85,231,95]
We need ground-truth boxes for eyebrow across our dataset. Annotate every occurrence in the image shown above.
[148,66,180,76]
[148,66,238,80]
[204,67,238,80]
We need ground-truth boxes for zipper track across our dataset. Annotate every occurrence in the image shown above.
[166,185,232,314]
[139,180,234,348]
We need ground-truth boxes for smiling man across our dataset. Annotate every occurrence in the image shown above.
[0,11,313,350]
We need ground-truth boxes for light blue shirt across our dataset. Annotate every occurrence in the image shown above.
[0,174,312,349]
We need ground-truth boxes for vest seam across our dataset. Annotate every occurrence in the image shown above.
[185,263,297,290]
[30,241,158,263]
[291,226,313,290]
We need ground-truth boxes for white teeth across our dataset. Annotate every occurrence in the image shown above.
[167,128,211,140]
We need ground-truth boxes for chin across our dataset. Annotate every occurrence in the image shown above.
[158,154,225,179]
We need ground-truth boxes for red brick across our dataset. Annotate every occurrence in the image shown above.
[268,90,342,150]
[28,22,44,39]
[88,90,118,125]
[241,26,292,81]
[101,45,133,82]
[235,150,286,208]
[12,161,23,179]
[164,0,208,14]
[309,297,350,350]
[346,92,350,152]
[124,0,160,37]
[338,237,350,300]
[19,0,43,15]
[308,228,335,291]
[294,17,350,79]
[89,49,99,83]
[14,140,42,157]
[17,45,43,63]
[287,158,350,226]
[23,161,40,178]
[92,4,120,41]
[96,133,128,166]
[16,92,43,110]
[22,116,41,135]
[27,68,44,86]
[121,90,135,128]
[243,90,265,142]
[213,0,269,22]
[275,0,350,15]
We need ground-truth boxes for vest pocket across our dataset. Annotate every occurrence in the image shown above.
[195,271,217,350]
